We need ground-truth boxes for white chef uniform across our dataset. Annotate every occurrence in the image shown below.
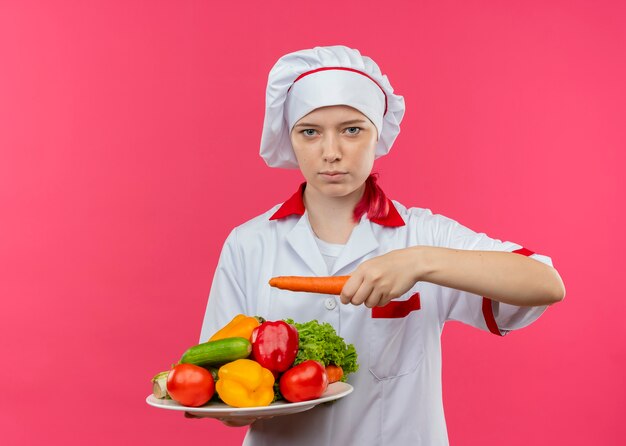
[198,182,553,446]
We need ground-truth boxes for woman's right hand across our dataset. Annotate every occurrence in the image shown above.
[184,411,273,427]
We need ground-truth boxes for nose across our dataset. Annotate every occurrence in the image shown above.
[321,134,341,162]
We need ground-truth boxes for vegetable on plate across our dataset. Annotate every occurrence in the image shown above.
[166,363,215,407]
[284,319,358,382]
[209,314,264,342]
[251,320,299,374]
[179,336,251,367]
[279,360,328,403]
[152,370,171,399]
[325,365,344,384]
[216,359,275,407]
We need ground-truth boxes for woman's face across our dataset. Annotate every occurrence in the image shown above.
[289,105,378,199]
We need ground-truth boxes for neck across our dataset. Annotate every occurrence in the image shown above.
[303,183,365,244]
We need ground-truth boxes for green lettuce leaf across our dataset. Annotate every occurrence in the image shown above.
[284,319,359,381]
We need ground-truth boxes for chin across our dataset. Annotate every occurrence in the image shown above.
[316,182,358,197]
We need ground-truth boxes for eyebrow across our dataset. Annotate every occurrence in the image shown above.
[293,119,368,128]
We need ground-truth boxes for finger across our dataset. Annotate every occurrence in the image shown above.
[340,273,363,304]
[376,294,395,307]
[350,280,375,306]
[364,290,384,309]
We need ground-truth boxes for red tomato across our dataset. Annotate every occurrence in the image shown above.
[279,360,328,403]
[166,364,215,407]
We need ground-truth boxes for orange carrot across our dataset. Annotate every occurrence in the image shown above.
[325,365,344,384]
[268,276,350,295]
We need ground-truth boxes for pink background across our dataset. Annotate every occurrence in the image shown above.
[1,0,624,444]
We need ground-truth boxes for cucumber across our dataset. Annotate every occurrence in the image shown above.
[179,337,251,367]
[205,366,219,382]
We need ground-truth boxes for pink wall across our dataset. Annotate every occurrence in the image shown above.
[1,1,624,444]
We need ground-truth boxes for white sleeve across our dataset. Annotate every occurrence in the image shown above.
[198,227,248,343]
[436,215,553,336]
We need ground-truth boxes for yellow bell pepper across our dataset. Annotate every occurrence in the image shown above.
[209,314,263,342]
[216,359,275,407]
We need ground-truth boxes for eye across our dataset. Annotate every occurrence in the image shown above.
[302,129,317,137]
[345,127,361,135]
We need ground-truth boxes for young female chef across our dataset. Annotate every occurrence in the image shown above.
[194,45,565,445]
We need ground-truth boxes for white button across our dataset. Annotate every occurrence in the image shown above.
[324,297,337,310]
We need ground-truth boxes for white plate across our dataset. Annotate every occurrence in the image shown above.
[146,382,353,418]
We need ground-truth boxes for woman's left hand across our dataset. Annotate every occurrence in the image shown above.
[340,247,422,307]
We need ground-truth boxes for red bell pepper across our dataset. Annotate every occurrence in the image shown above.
[251,321,299,373]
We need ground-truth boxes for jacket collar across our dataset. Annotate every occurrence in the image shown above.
[285,211,381,276]
[269,181,405,227]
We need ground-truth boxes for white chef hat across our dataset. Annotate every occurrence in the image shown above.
[259,45,406,169]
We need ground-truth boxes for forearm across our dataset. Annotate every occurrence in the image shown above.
[413,246,566,306]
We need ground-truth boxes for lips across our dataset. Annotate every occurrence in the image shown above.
[319,171,347,181]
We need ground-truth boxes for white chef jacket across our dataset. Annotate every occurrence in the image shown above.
[198,182,554,446]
